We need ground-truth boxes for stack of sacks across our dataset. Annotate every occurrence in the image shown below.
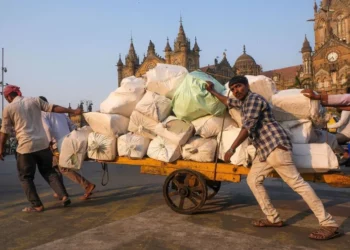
[154,116,194,146]
[271,89,322,122]
[100,76,145,117]
[182,136,217,162]
[118,133,150,159]
[59,126,92,170]
[245,75,277,103]
[129,91,172,139]
[280,119,312,144]
[145,63,188,99]
[83,112,129,137]
[172,70,226,121]
[292,144,339,173]
[87,132,117,161]
[192,114,237,138]
[217,126,250,166]
[147,136,181,163]
[309,129,339,152]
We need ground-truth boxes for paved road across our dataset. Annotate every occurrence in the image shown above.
[0,155,350,250]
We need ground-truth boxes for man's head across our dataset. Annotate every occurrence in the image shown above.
[39,96,48,102]
[4,85,22,103]
[228,76,249,100]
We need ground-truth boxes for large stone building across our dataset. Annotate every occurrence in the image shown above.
[117,19,200,86]
[264,0,350,93]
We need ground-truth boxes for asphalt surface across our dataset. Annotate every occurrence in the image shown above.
[0,155,349,250]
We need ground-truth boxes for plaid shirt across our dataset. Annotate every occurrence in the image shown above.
[228,91,292,161]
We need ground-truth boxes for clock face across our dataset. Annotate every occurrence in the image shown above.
[327,52,339,62]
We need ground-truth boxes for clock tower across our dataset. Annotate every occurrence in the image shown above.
[310,0,350,93]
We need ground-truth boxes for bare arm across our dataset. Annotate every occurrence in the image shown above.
[205,81,229,106]
[337,106,350,111]
[52,105,82,115]
[0,132,9,160]
[224,128,249,162]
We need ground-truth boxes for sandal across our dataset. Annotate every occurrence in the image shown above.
[62,197,71,207]
[80,184,96,200]
[22,206,44,213]
[252,219,284,227]
[309,227,341,240]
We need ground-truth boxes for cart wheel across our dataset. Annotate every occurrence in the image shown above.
[206,180,221,200]
[163,169,207,215]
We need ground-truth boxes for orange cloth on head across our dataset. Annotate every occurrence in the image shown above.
[3,85,22,98]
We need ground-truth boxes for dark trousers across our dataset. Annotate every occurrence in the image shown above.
[17,148,68,207]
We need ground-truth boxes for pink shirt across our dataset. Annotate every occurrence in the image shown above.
[328,94,350,106]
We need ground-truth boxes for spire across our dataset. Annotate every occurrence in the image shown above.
[193,36,200,51]
[301,35,312,53]
[243,45,246,54]
[314,0,318,13]
[165,37,172,52]
[174,17,187,51]
[147,40,156,56]
[126,37,139,65]
[117,53,123,66]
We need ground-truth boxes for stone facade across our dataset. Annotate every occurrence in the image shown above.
[264,0,350,93]
[117,19,200,87]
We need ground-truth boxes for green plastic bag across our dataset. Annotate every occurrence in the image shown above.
[172,71,226,121]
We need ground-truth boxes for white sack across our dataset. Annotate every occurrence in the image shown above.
[292,144,339,173]
[135,91,172,122]
[280,119,312,144]
[154,116,194,146]
[182,136,217,162]
[118,133,150,159]
[245,75,277,103]
[147,136,181,163]
[272,89,321,121]
[87,132,117,161]
[58,126,92,170]
[217,126,250,166]
[224,83,243,127]
[100,76,145,117]
[128,110,158,139]
[83,112,129,137]
[146,63,188,99]
[309,129,340,152]
[192,115,237,138]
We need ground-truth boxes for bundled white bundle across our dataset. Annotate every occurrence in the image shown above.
[280,119,312,144]
[223,83,242,127]
[135,91,172,122]
[154,116,194,146]
[87,132,117,161]
[128,111,158,139]
[182,136,217,162]
[217,126,250,166]
[292,144,339,173]
[147,136,181,163]
[100,76,145,117]
[118,133,150,159]
[58,126,92,170]
[192,115,237,138]
[272,89,321,121]
[146,63,188,99]
[309,129,339,152]
[83,112,129,137]
[245,75,277,103]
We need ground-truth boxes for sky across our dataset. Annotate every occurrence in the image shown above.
[0,0,318,115]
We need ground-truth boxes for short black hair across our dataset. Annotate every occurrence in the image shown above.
[39,96,48,102]
[228,76,249,87]
[346,87,350,94]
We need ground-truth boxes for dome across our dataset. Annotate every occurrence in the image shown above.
[234,45,257,65]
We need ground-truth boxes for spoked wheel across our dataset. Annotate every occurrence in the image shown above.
[206,180,221,200]
[163,169,208,215]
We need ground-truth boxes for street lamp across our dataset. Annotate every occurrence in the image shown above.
[1,48,8,117]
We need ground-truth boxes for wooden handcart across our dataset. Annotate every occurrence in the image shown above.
[101,157,350,215]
